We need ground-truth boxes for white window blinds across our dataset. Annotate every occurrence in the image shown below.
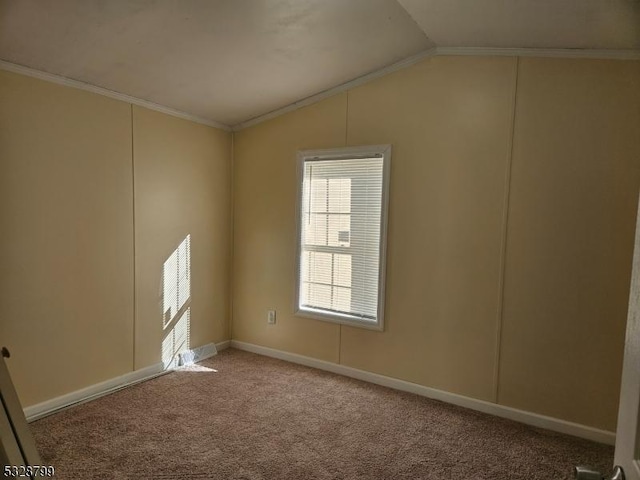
[296,146,390,329]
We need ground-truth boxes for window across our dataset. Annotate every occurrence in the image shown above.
[295,145,391,330]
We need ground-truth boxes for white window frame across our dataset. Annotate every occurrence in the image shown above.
[294,144,391,331]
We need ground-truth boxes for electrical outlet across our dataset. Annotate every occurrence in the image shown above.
[267,310,276,325]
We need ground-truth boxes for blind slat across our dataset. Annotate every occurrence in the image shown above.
[298,155,385,321]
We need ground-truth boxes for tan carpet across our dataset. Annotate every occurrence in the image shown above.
[31,348,613,479]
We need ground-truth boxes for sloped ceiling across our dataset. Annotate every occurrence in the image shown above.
[398,0,640,49]
[0,0,638,128]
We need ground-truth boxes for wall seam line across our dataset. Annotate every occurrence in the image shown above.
[344,91,349,148]
[493,56,520,404]
[130,104,137,372]
[229,131,235,341]
[338,91,349,364]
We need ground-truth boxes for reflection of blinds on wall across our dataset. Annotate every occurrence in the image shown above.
[162,307,190,369]
[161,235,191,369]
[162,235,191,328]
[298,157,384,321]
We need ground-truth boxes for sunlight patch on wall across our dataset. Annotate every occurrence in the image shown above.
[162,308,190,370]
[161,234,191,370]
[162,234,191,328]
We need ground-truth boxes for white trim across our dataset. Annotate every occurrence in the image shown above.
[232,48,438,131]
[436,46,640,60]
[24,363,165,422]
[0,60,232,132]
[3,47,636,135]
[230,340,616,445]
[232,46,639,131]
[294,145,391,331]
[22,340,230,422]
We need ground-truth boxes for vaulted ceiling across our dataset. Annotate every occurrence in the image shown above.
[1,0,638,128]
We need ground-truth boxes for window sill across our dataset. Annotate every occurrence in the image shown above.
[295,307,383,331]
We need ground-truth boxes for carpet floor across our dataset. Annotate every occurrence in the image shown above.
[31,348,613,479]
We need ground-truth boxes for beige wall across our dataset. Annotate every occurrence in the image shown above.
[0,70,135,407]
[498,58,640,430]
[133,107,232,369]
[232,94,347,362]
[1,55,638,430]
[0,71,232,407]
[232,56,640,430]
[342,57,516,402]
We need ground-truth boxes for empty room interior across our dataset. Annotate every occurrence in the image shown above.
[1,1,640,479]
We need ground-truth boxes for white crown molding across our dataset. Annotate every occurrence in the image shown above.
[230,340,616,445]
[232,46,639,131]
[0,60,232,132]
[231,47,439,131]
[3,45,637,135]
[436,46,640,60]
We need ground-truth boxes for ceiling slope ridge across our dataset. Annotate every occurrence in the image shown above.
[2,46,638,134]
[0,60,232,132]
[231,46,640,131]
[231,47,438,132]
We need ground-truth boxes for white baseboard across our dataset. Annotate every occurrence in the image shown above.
[230,340,615,446]
[24,363,165,422]
[24,340,231,422]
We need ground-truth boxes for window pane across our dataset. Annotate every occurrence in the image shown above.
[333,254,351,287]
[304,213,327,246]
[332,286,351,312]
[327,214,350,247]
[328,178,351,213]
[300,251,310,282]
[306,283,332,309]
[310,177,327,213]
[307,251,332,285]
[297,148,389,328]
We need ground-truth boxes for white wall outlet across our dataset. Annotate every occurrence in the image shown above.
[267,310,276,325]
